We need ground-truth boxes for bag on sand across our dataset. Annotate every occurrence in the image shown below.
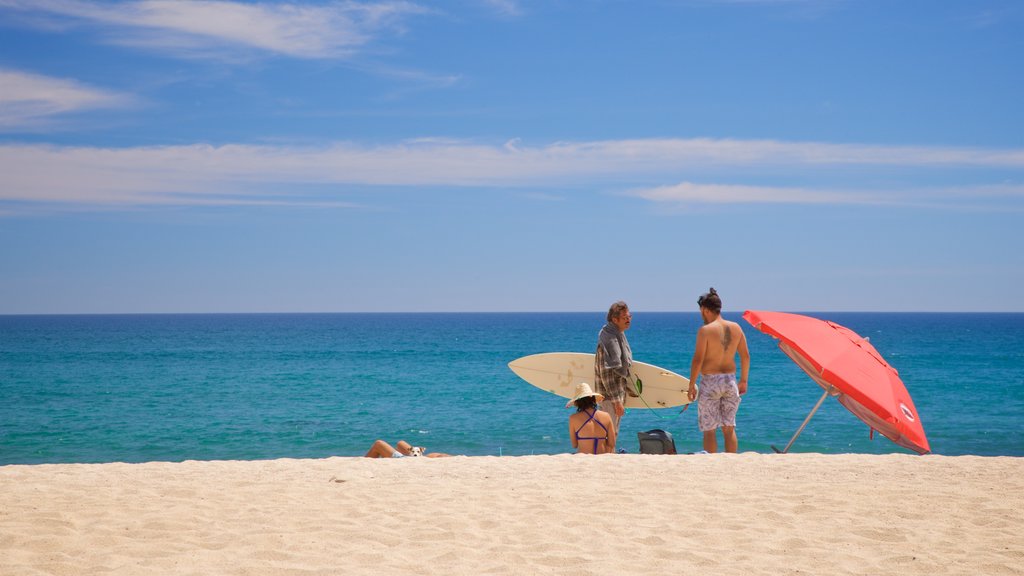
[637,429,677,455]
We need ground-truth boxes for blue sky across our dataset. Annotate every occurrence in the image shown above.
[1,0,1022,313]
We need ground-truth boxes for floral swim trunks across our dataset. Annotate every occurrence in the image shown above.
[697,373,741,432]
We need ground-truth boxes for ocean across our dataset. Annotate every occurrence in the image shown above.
[1,312,1022,464]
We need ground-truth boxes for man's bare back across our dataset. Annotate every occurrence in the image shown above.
[697,318,744,374]
[689,317,750,399]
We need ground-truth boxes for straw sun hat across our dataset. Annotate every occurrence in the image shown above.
[565,382,604,408]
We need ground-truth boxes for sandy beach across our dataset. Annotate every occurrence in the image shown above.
[1,454,1021,576]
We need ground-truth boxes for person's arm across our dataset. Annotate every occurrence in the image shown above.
[603,412,617,453]
[569,417,579,450]
[621,368,638,397]
[737,329,750,395]
[688,326,707,401]
[614,337,635,393]
[620,349,638,398]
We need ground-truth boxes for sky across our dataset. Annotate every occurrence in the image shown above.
[1,0,1022,314]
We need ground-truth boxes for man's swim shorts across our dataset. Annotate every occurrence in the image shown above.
[697,373,741,432]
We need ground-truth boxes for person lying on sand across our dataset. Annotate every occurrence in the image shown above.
[364,439,453,458]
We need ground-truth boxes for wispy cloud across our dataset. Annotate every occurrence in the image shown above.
[558,138,1024,168]
[0,68,135,129]
[627,181,1024,209]
[0,0,427,59]
[629,182,877,205]
[1,138,1022,210]
[480,0,521,17]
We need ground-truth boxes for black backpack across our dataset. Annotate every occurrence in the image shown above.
[637,429,677,455]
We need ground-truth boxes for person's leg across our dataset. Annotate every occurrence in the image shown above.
[719,379,741,454]
[722,426,738,453]
[696,379,729,450]
[697,381,720,453]
[702,430,718,453]
[365,439,398,458]
[598,398,622,445]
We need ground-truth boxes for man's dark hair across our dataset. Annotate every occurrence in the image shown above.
[698,288,722,313]
[607,301,629,322]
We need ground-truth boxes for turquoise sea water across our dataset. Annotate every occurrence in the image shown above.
[1,312,1022,464]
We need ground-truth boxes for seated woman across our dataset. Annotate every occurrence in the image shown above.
[365,439,452,458]
[567,382,616,454]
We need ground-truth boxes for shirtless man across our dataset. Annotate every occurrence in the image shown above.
[687,288,750,453]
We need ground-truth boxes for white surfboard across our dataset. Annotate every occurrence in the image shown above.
[508,352,693,409]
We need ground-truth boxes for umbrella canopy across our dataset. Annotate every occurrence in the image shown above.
[743,310,930,454]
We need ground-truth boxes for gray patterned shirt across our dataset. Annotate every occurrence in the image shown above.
[594,322,632,403]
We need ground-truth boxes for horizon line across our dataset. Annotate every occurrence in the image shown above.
[2,310,1021,316]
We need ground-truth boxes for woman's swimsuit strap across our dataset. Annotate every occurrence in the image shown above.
[575,408,609,453]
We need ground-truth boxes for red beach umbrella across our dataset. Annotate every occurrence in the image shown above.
[743,310,930,454]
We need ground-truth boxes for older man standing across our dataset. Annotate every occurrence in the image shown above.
[594,301,638,449]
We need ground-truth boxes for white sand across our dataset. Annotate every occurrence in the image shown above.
[2,454,1022,575]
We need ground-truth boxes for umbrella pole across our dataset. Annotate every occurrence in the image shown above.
[772,386,833,454]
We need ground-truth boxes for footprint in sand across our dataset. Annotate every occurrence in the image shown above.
[851,528,907,543]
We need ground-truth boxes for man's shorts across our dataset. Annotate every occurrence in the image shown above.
[697,373,741,432]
